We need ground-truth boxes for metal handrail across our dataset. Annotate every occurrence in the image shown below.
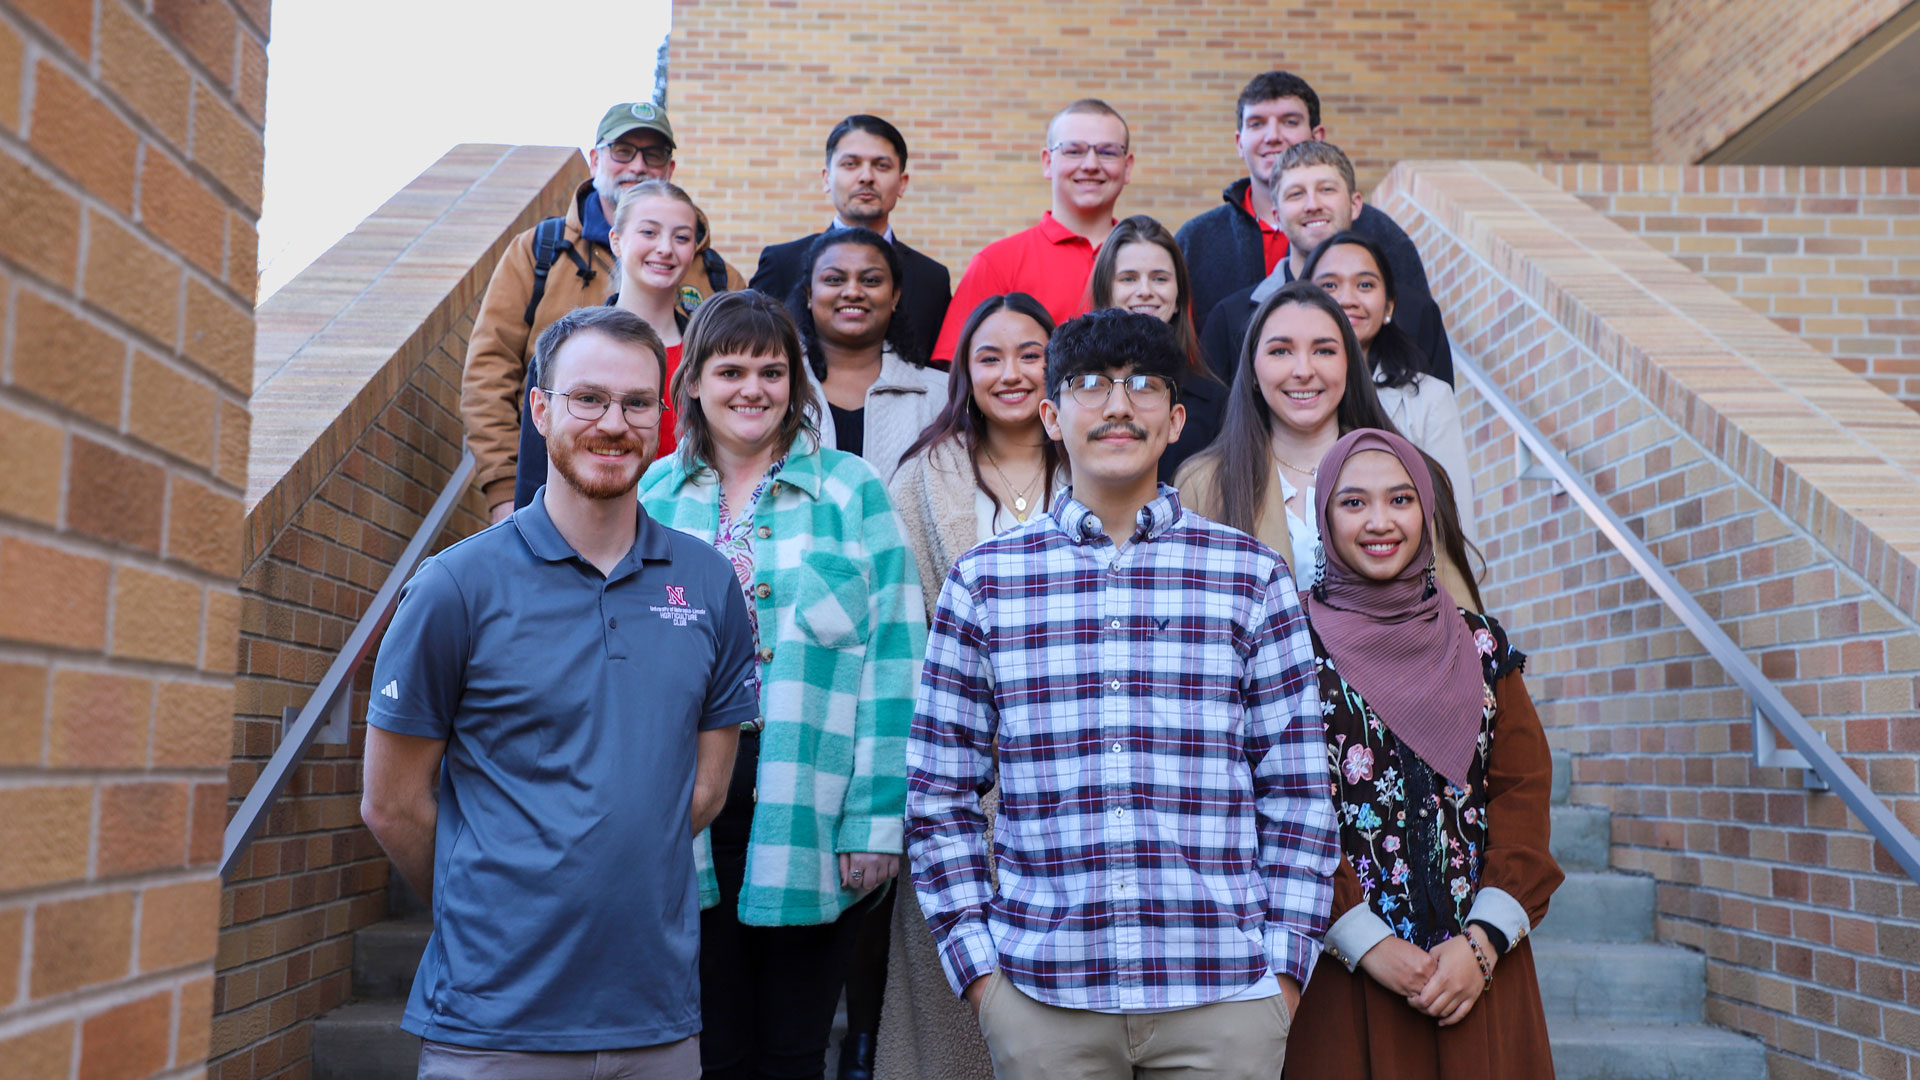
[220,448,476,880]
[1457,357,1920,884]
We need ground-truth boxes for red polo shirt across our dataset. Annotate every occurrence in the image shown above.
[1241,185,1290,274]
[933,212,1105,362]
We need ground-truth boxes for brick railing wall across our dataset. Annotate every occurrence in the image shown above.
[1649,0,1910,164]
[671,0,1651,282]
[1376,160,1920,1080]
[210,144,583,1080]
[1538,164,1920,410]
[0,1,265,1076]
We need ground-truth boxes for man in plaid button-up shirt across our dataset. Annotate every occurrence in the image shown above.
[906,310,1337,1079]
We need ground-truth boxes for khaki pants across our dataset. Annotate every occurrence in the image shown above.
[417,1036,700,1080]
[974,973,1292,1080]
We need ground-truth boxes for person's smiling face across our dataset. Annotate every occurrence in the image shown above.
[1326,449,1424,581]
[1251,301,1348,438]
[1109,242,1179,324]
[809,242,898,350]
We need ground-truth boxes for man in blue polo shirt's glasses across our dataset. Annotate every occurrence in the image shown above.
[363,305,758,1079]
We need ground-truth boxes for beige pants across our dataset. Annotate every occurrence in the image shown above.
[417,1036,700,1080]
[974,973,1292,1080]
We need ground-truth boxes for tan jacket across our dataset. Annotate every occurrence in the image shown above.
[460,180,747,505]
[887,439,994,615]
[1174,454,1481,612]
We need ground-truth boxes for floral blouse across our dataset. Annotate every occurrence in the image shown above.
[714,456,787,651]
[1313,610,1523,950]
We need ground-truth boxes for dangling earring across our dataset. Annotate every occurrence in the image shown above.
[1312,539,1327,589]
[1423,551,1437,598]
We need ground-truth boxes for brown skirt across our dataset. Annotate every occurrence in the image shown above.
[1283,939,1555,1080]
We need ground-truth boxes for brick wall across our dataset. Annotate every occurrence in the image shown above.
[209,144,583,1079]
[669,0,1651,282]
[0,0,265,1076]
[1536,164,1920,410]
[1377,160,1920,1080]
[1649,0,1912,164]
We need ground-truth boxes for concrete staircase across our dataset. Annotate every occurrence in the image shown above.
[312,753,1767,1079]
[1539,750,1768,1079]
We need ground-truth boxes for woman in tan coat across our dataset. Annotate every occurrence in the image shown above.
[1282,428,1561,1078]
[876,293,1065,1080]
[1175,281,1481,610]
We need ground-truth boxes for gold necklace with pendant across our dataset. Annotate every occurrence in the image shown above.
[982,447,1041,521]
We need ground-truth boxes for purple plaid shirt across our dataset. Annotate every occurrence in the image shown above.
[906,485,1337,1011]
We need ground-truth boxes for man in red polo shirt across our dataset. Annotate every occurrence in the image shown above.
[931,99,1133,363]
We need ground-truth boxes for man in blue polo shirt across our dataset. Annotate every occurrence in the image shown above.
[362,305,757,1079]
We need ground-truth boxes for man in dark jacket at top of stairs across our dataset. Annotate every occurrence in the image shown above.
[1176,71,1453,385]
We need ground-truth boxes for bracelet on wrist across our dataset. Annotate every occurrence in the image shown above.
[1465,931,1493,990]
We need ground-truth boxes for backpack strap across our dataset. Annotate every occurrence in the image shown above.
[523,216,598,326]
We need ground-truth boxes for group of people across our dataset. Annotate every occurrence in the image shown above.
[360,69,1564,1080]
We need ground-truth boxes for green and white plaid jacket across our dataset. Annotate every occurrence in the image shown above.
[640,435,927,926]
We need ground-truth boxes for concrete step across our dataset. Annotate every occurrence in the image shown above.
[1551,804,1612,872]
[1532,942,1704,1023]
[1536,872,1656,943]
[1551,749,1572,806]
[1549,1021,1769,1079]
[311,1000,419,1080]
[353,918,432,999]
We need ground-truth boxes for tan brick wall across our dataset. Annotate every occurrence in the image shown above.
[1537,165,1920,410]
[669,0,1652,282]
[211,145,583,1079]
[0,0,263,1075]
[1377,160,1920,1080]
[1649,0,1913,164]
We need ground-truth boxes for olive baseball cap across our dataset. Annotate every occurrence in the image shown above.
[597,101,676,149]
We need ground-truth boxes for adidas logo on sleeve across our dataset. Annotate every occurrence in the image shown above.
[380,680,400,699]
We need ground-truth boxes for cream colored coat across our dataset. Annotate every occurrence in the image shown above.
[807,347,952,483]
[1374,373,1477,543]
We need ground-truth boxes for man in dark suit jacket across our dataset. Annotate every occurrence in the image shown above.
[750,114,952,364]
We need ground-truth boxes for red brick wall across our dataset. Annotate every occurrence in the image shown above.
[1538,164,1920,410]
[1378,160,1920,1080]
[0,0,263,1075]
[209,145,584,1079]
[669,0,1652,282]
[1649,0,1913,163]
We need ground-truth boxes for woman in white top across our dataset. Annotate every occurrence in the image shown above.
[1302,230,1476,542]
[876,292,1066,1080]
[788,226,949,480]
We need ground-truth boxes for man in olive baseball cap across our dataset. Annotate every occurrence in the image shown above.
[598,100,677,151]
[459,99,745,526]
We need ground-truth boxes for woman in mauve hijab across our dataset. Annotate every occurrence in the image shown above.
[1282,429,1563,1080]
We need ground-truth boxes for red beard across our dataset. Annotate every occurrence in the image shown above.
[547,425,653,501]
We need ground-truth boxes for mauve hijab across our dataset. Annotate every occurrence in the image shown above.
[1305,429,1487,788]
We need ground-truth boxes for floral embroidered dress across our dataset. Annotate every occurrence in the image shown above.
[1283,610,1564,1080]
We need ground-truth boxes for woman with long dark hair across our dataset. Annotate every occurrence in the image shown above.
[790,226,949,480]
[1282,428,1561,1079]
[1086,214,1227,481]
[640,290,926,1080]
[874,293,1066,1080]
[1174,280,1481,610]
[1301,231,1475,540]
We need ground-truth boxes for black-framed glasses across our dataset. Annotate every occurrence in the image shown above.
[601,142,673,168]
[538,387,668,427]
[1048,141,1128,163]
[1059,373,1175,409]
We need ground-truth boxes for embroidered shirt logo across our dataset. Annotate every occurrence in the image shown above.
[651,585,707,627]
[380,680,400,699]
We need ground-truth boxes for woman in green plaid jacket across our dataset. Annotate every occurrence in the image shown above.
[638,291,928,1080]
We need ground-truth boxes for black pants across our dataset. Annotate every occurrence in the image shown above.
[701,732,866,1080]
